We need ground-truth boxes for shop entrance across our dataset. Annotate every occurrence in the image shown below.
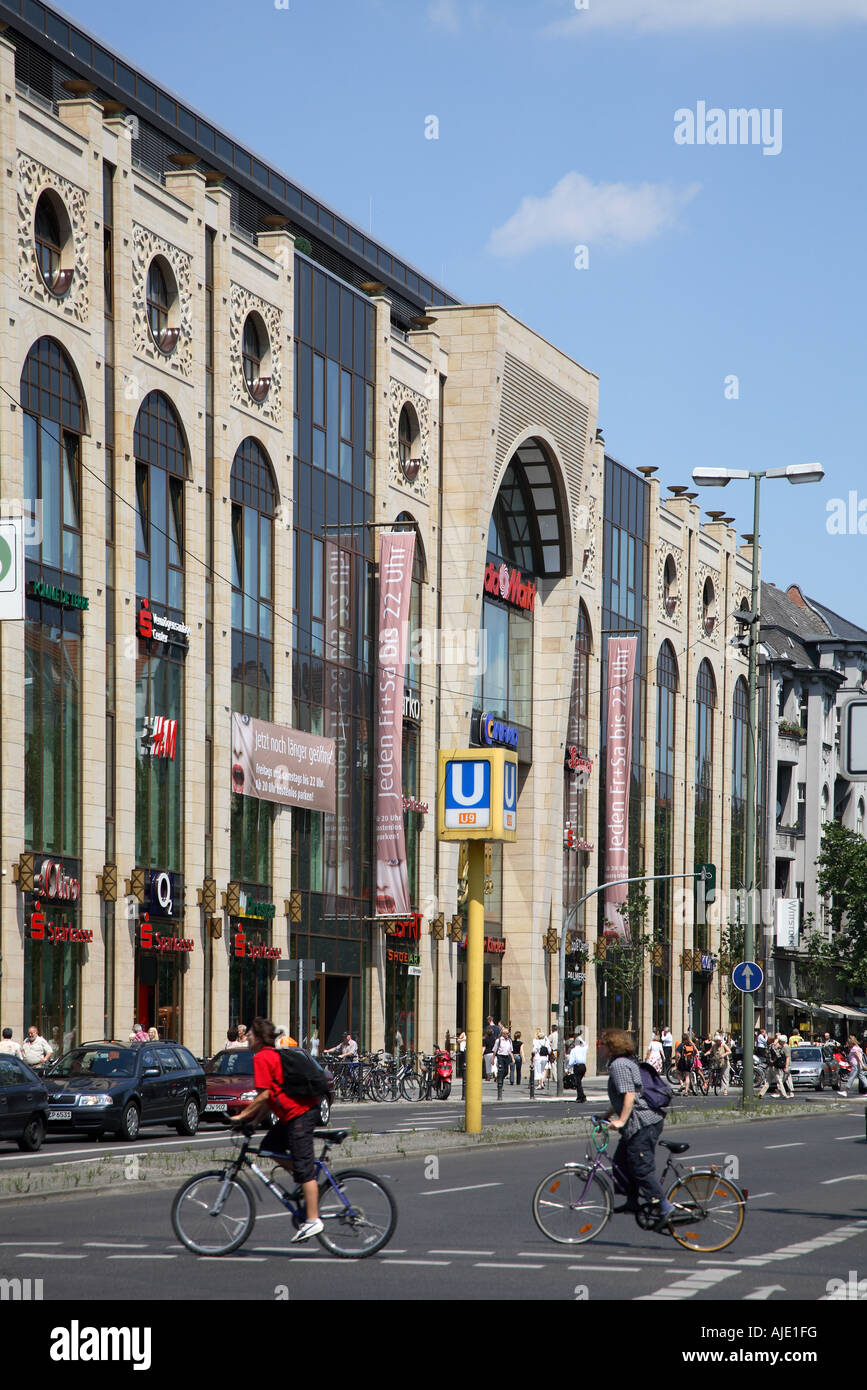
[323,975,351,1049]
[135,952,183,1041]
[229,925,273,1030]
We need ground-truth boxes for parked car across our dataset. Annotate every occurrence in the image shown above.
[201,1048,333,1126]
[789,1045,834,1090]
[42,1041,206,1141]
[0,1055,49,1151]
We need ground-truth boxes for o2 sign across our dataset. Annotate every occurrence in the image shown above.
[147,870,182,918]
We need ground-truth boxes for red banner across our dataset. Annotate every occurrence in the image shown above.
[604,636,638,942]
[375,532,415,916]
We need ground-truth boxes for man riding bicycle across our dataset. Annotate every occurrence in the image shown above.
[232,1016,323,1243]
[601,1028,675,1230]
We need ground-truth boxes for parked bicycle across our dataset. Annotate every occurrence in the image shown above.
[171,1118,397,1258]
[532,1117,746,1253]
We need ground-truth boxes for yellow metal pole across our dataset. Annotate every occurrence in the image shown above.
[465,839,485,1134]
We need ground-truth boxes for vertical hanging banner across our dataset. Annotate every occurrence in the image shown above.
[376,530,415,915]
[603,635,638,942]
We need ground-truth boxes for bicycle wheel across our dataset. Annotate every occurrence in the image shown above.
[400,1072,423,1102]
[665,1170,745,1252]
[171,1170,256,1255]
[532,1165,611,1245]
[316,1168,397,1258]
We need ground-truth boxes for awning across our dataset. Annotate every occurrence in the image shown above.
[819,1003,867,1020]
[776,997,812,1011]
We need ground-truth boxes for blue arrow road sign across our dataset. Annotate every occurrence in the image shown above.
[443,758,491,829]
[732,960,764,993]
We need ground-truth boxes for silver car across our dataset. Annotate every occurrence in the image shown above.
[788,1045,827,1090]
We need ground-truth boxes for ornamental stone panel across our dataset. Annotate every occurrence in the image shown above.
[131,223,193,378]
[18,153,90,324]
[229,283,283,424]
[657,540,684,626]
[389,378,431,500]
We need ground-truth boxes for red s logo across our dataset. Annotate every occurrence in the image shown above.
[140,914,153,950]
[139,601,153,640]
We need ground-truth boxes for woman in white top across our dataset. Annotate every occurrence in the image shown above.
[532,1030,548,1092]
[645,1033,665,1073]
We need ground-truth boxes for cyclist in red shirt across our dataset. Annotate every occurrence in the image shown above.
[233,1016,323,1242]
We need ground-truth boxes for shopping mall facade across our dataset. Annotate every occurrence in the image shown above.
[0,1,754,1067]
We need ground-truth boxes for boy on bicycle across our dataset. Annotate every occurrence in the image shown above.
[601,1028,675,1230]
[233,1016,323,1242]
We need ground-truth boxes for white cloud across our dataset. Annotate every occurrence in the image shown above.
[487,172,700,257]
[547,0,867,35]
[427,0,460,31]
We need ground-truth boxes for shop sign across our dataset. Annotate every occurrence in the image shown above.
[700,954,716,974]
[483,561,537,613]
[403,692,421,722]
[139,914,193,953]
[30,901,92,945]
[137,598,190,651]
[565,748,593,788]
[407,965,422,977]
[402,795,429,815]
[388,915,421,940]
[145,871,183,919]
[233,927,282,960]
[35,859,81,902]
[239,894,276,920]
[458,935,506,956]
[480,712,519,750]
[376,531,415,916]
[387,947,421,965]
[30,578,89,611]
[141,714,178,761]
[603,636,637,942]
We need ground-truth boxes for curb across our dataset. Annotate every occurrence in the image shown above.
[0,1099,852,1204]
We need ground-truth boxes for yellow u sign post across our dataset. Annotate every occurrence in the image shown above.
[437,750,517,1134]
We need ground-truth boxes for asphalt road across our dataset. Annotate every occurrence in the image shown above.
[2,1107,865,1303]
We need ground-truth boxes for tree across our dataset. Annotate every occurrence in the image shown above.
[798,913,836,1022]
[814,822,867,990]
[719,920,746,1020]
[599,885,655,1034]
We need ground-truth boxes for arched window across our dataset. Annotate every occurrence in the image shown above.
[694,659,717,874]
[134,392,187,613]
[231,439,277,887]
[731,677,749,887]
[653,643,679,1024]
[21,338,85,859]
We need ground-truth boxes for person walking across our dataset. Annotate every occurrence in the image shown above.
[492,1027,513,1099]
[21,1026,53,1068]
[483,1017,497,1081]
[567,1031,588,1102]
[757,1035,788,1098]
[532,1030,548,1093]
[0,1028,23,1059]
[674,1032,697,1095]
[644,1033,664,1074]
[456,1030,466,1079]
[511,1031,524,1086]
[660,1026,674,1078]
[841,1036,867,1097]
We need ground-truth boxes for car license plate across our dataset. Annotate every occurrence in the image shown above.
[205,1103,228,1112]
[49,1110,73,1121]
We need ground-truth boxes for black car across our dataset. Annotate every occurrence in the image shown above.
[0,1055,49,1151]
[42,1041,206,1141]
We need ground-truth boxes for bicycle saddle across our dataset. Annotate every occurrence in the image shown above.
[313,1128,349,1143]
[659,1140,690,1154]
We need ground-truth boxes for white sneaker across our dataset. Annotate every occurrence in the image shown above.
[291,1217,324,1242]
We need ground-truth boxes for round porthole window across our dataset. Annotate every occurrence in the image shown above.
[146,256,180,355]
[242,312,272,402]
[34,189,74,297]
[702,577,717,635]
[398,403,421,483]
[663,555,679,615]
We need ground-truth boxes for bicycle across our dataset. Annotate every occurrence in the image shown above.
[532,1117,746,1253]
[171,1119,397,1259]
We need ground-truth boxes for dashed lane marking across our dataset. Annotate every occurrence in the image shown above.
[635,1267,741,1300]
[419,1182,503,1196]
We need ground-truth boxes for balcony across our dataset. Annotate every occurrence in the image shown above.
[775,824,799,857]
[777,722,806,763]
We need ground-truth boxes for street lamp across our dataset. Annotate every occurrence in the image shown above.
[692,463,824,1107]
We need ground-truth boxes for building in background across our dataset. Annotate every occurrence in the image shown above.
[758,583,867,1039]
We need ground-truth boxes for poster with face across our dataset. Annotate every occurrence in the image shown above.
[231,714,336,813]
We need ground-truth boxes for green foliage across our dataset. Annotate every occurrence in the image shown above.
[814,823,867,989]
[599,885,655,1031]
[798,913,836,1006]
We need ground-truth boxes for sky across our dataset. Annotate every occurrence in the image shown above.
[61,0,867,620]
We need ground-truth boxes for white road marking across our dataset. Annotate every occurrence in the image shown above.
[380,1258,451,1266]
[429,1249,495,1256]
[821,1175,867,1185]
[833,1134,864,1140]
[765,1142,804,1150]
[52,1158,108,1167]
[84,1242,149,1249]
[636,1267,741,1300]
[745,1192,776,1200]
[572,1264,642,1273]
[475,1261,544,1269]
[197,1256,266,1263]
[606,1255,676,1264]
[18,1252,86,1259]
[684,1152,728,1159]
[0,1241,60,1246]
[742,1285,786,1300]
[419,1182,503,1196]
[517,1251,585,1260]
[107,1254,177,1260]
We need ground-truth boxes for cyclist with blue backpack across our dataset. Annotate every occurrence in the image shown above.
[600,1027,675,1230]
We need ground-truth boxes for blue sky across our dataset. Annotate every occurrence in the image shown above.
[64,0,867,618]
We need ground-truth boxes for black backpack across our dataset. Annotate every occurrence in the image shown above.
[277,1047,331,1100]
[768,1043,786,1068]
